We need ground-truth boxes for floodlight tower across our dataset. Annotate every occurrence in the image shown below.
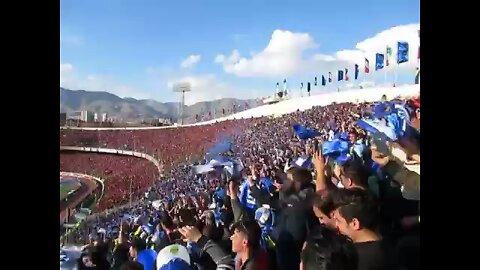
[173,82,192,126]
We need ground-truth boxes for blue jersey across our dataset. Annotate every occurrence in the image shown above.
[239,180,257,213]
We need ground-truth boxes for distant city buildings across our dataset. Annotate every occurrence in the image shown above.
[64,111,110,125]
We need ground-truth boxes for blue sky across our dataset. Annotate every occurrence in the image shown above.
[60,0,420,104]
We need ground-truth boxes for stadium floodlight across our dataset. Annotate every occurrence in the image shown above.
[173,82,192,126]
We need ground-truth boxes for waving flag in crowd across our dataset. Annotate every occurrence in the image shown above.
[292,123,320,140]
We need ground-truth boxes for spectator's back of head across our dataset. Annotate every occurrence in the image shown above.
[120,261,144,270]
[288,167,313,184]
[339,159,369,189]
[130,238,147,258]
[160,213,174,230]
[301,229,357,270]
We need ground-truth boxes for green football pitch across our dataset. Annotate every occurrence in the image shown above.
[60,180,81,200]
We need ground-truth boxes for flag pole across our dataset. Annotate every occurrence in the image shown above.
[394,64,398,86]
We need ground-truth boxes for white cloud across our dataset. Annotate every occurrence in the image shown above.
[180,54,202,68]
[336,24,420,69]
[167,74,258,106]
[216,24,420,78]
[60,63,152,99]
[217,30,317,77]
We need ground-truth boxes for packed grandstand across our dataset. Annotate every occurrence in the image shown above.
[60,85,420,270]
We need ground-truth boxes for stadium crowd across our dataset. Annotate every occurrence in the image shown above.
[60,153,160,211]
[61,95,420,270]
[60,121,240,167]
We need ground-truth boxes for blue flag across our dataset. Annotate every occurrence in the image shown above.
[240,180,257,212]
[338,70,344,81]
[292,123,320,140]
[321,75,326,86]
[397,42,409,64]
[322,139,350,156]
[355,64,359,80]
[375,53,384,70]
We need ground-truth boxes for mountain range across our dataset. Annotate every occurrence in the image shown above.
[60,88,258,123]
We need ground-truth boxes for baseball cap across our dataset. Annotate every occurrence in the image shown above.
[156,244,191,270]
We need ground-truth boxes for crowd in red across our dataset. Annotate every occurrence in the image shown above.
[60,120,243,167]
[60,152,160,211]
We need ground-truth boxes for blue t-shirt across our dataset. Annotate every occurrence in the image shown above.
[137,249,157,270]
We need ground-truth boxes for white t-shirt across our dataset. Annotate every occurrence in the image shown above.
[328,130,335,141]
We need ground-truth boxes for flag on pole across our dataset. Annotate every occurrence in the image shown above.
[415,68,420,84]
[397,42,409,64]
[355,64,359,80]
[322,75,326,86]
[365,58,370,73]
[328,72,332,83]
[386,46,392,66]
[314,77,318,86]
[345,68,349,81]
[375,53,385,70]
[338,70,344,81]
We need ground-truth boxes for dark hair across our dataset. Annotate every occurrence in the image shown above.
[333,188,379,231]
[231,220,261,251]
[289,167,313,184]
[160,213,174,230]
[223,195,232,210]
[301,229,358,270]
[120,261,144,270]
[312,192,335,216]
[341,159,368,188]
[131,238,147,252]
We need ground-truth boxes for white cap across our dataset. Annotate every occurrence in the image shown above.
[156,244,190,269]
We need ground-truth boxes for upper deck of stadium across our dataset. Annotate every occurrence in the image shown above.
[60,84,419,131]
